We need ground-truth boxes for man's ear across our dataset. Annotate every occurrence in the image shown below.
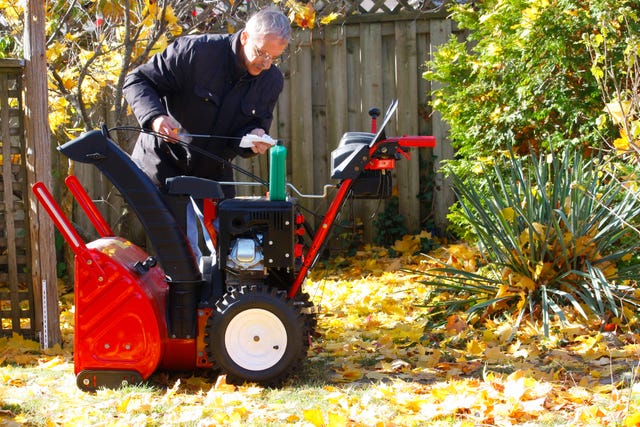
[240,30,248,46]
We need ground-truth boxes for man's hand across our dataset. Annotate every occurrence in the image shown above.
[152,115,184,143]
[248,128,273,154]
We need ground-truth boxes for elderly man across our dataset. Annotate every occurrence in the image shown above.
[123,7,291,259]
[124,7,290,194]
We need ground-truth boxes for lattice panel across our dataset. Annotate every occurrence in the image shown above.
[357,0,464,14]
[0,60,34,339]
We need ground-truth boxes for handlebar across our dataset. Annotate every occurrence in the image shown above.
[397,135,437,148]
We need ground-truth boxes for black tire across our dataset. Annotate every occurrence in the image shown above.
[293,291,318,337]
[206,285,309,386]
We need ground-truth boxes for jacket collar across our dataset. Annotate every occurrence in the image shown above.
[230,31,256,80]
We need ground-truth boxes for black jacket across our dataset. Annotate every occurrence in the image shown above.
[123,31,284,196]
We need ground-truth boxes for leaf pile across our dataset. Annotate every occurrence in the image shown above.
[1,240,640,426]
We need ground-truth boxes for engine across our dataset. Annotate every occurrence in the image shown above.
[217,197,302,288]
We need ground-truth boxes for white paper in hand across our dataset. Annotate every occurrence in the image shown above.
[240,134,277,148]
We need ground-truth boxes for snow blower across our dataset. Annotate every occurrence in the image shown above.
[32,100,436,391]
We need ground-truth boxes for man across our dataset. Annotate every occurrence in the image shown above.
[123,8,291,259]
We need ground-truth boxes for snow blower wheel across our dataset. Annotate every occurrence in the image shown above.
[206,285,309,386]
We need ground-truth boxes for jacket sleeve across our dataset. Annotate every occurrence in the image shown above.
[123,38,194,129]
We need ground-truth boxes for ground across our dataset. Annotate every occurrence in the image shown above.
[1,241,640,426]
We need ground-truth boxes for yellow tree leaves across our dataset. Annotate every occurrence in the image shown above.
[587,14,640,157]
[286,0,317,29]
[29,1,186,136]
[0,334,40,366]
[603,99,638,154]
[142,0,182,37]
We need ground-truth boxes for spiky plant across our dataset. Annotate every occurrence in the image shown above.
[420,147,640,337]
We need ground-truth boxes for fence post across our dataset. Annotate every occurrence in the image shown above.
[23,0,61,347]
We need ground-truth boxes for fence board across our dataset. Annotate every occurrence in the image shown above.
[325,26,349,152]
[429,18,455,233]
[346,34,362,132]
[318,26,350,223]
[395,20,421,231]
[359,22,384,241]
[311,35,329,218]
[288,31,315,223]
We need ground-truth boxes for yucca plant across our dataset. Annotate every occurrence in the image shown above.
[420,147,640,337]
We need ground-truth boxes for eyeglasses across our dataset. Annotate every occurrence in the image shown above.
[253,44,279,63]
[250,38,291,65]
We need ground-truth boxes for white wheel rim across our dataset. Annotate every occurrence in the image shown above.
[224,308,287,371]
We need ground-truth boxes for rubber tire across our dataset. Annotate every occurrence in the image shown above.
[206,285,308,386]
[294,291,318,337]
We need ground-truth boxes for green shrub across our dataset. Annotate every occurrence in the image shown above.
[425,1,618,155]
[419,147,640,337]
[373,196,407,247]
[424,0,638,235]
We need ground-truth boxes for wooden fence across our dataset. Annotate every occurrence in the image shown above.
[70,7,462,247]
[235,10,460,240]
[0,59,35,339]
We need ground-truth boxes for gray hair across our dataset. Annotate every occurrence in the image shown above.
[245,8,291,41]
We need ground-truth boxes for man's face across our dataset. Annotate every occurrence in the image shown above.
[241,31,289,76]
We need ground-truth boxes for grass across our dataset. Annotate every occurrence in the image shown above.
[2,257,640,426]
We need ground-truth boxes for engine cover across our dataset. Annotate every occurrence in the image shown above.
[217,198,296,274]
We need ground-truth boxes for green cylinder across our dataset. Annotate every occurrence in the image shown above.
[269,143,287,201]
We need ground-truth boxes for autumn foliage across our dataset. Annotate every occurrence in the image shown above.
[2,248,640,425]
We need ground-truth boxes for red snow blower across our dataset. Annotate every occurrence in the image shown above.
[32,100,435,391]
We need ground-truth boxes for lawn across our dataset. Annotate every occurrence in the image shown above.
[1,243,639,426]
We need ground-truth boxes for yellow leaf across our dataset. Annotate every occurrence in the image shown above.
[328,411,348,427]
[514,274,536,291]
[447,243,476,260]
[485,345,508,363]
[577,405,606,422]
[116,395,130,413]
[614,128,631,151]
[623,411,640,427]
[214,375,236,392]
[163,5,183,37]
[320,12,340,25]
[288,1,316,29]
[46,41,65,62]
[445,314,467,334]
[231,406,249,421]
[466,339,485,356]
[38,356,65,369]
[303,407,325,427]
[503,375,526,401]
[333,363,364,382]
[501,206,515,222]
[392,234,419,256]
[605,100,632,126]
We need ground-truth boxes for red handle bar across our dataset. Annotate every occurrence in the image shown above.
[397,135,437,148]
